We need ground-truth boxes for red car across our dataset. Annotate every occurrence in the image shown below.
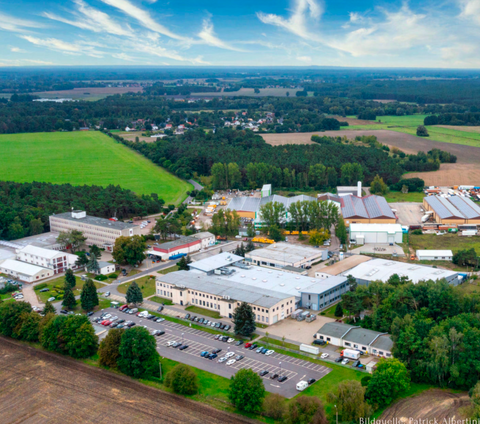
[245,342,252,348]
[102,320,112,326]
[119,304,128,311]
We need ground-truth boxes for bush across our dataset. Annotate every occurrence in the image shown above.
[262,393,286,419]
[108,273,118,279]
[0,282,18,295]
[229,369,266,413]
[99,328,124,368]
[34,283,48,291]
[361,376,372,387]
[411,229,423,235]
[164,364,199,395]
[96,274,108,281]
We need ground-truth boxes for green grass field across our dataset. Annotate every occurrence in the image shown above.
[0,131,191,204]
[409,233,480,254]
[384,191,425,203]
[185,305,221,319]
[118,276,156,298]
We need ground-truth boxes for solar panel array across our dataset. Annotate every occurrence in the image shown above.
[449,196,480,219]
[364,196,395,218]
[341,195,394,219]
[341,195,368,219]
[426,195,480,219]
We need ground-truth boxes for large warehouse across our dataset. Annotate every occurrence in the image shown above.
[0,259,53,283]
[341,258,460,286]
[349,223,403,245]
[423,195,480,225]
[340,195,396,226]
[245,242,327,270]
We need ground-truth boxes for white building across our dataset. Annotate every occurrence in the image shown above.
[0,259,53,283]
[191,232,216,249]
[349,223,403,245]
[16,245,78,274]
[416,250,453,261]
[261,184,272,197]
[87,261,115,275]
[245,242,326,270]
[49,210,140,250]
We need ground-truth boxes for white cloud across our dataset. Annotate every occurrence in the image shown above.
[43,0,133,37]
[459,0,480,24]
[100,0,186,40]
[0,59,54,66]
[297,55,312,62]
[20,35,104,57]
[327,4,437,57]
[10,47,25,53]
[0,12,44,33]
[257,0,323,41]
[198,18,243,51]
[112,52,138,61]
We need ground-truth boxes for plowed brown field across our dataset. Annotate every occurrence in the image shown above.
[0,338,256,424]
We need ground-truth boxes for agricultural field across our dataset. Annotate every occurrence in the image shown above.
[0,131,191,204]
[33,86,144,101]
[116,130,158,143]
[191,87,302,97]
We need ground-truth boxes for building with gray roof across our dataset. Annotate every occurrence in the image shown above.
[423,195,480,224]
[315,322,393,357]
[341,195,396,224]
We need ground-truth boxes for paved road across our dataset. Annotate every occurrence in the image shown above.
[183,179,204,204]
[92,307,331,398]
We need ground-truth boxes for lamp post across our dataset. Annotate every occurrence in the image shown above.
[279,361,282,375]
[334,404,338,424]
[181,332,184,344]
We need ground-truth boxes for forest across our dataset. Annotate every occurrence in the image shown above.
[0,181,164,240]
[109,128,452,189]
[341,277,480,390]
[424,112,480,126]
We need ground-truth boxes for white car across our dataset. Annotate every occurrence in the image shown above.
[341,358,349,365]
[14,295,24,299]
[110,316,118,321]
[138,311,148,317]
[167,340,177,347]
[218,357,228,363]
[227,338,235,343]
[47,297,56,302]
[265,350,274,356]
[226,359,236,366]
[225,351,235,358]
[321,353,329,359]
[103,314,112,319]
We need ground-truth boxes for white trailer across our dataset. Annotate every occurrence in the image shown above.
[341,349,361,360]
[296,381,308,391]
[300,344,320,355]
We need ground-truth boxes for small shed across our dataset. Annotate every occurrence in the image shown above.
[416,250,453,261]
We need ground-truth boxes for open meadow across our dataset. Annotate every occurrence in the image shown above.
[0,131,191,204]
[33,86,144,101]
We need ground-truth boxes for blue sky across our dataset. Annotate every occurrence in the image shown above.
[1,0,480,68]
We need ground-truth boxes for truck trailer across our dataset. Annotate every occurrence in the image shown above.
[300,344,320,355]
[341,349,361,360]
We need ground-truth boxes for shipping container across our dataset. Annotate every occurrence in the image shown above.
[300,344,320,355]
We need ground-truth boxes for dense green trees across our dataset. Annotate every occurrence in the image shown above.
[284,396,328,424]
[327,380,371,421]
[233,302,256,338]
[177,255,192,270]
[57,230,87,253]
[210,209,241,236]
[80,279,99,311]
[370,175,389,195]
[0,181,164,241]
[0,301,32,338]
[118,327,159,378]
[62,286,77,310]
[229,369,266,413]
[125,281,143,305]
[42,300,56,315]
[164,364,199,395]
[113,235,146,266]
[98,328,124,368]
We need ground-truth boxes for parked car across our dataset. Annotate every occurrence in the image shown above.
[235,355,244,361]
[167,341,177,347]
[184,313,190,319]
[172,342,182,348]
[47,297,56,302]
[156,318,165,323]
[244,342,252,348]
[227,338,235,343]
[265,350,274,355]
[352,360,361,367]
[226,359,236,366]
[313,339,326,345]
[260,348,268,354]
[259,370,269,376]
[256,347,263,353]
[341,358,349,365]
[218,357,228,363]
[179,345,189,350]
[109,322,118,328]
[208,353,217,360]
[308,378,316,385]
[235,340,244,346]
[335,357,343,363]
[270,373,279,380]
[212,348,222,354]
[277,376,288,382]
[200,351,209,357]
[86,311,94,317]
[198,318,204,324]
[224,325,231,331]
[39,288,50,292]
[320,353,329,359]
[225,352,235,358]
[249,344,258,350]
[105,292,111,297]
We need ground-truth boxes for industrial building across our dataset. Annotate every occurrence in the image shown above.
[340,195,396,225]
[337,182,362,197]
[228,194,316,222]
[316,193,342,208]
[149,232,215,260]
[315,322,393,358]
[340,258,460,285]
[423,195,480,225]
[349,223,403,245]
[416,250,453,261]
[191,232,215,248]
[156,253,350,324]
[0,259,53,283]
[49,210,140,250]
[245,242,327,270]
[16,245,78,274]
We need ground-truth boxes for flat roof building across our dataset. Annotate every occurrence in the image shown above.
[49,210,140,249]
[340,258,460,286]
[423,196,480,224]
[245,242,326,270]
[0,259,53,283]
[416,250,453,261]
[315,322,393,358]
[16,245,78,274]
[349,223,403,245]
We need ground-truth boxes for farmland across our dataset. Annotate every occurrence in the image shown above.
[191,87,303,97]
[0,131,191,204]
[0,338,254,424]
[33,86,144,101]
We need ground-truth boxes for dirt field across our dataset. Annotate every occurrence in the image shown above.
[329,116,379,126]
[0,338,256,424]
[34,86,144,100]
[117,131,159,143]
[380,389,469,421]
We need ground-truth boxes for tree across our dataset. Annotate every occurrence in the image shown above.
[42,300,56,315]
[81,278,99,311]
[7,216,24,240]
[308,164,327,188]
[401,184,409,194]
[366,358,410,407]
[0,301,32,338]
[417,125,429,137]
[336,216,347,244]
[65,268,76,289]
[16,311,41,342]
[75,252,89,268]
[62,286,77,310]
[112,235,146,266]
[164,363,199,395]
[370,174,389,195]
[262,393,286,420]
[57,230,86,253]
[284,396,328,424]
[246,225,255,238]
[229,369,266,413]
[41,315,98,358]
[309,229,330,246]
[118,327,160,378]
[98,328,124,368]
[268,224,284,242]
[470,381,480,419]
[245,240,255,252]
[233,302,256,338]
[177,255,192,271]
[86,254,100,274]
[126,281,143,305]
[334,303,343,318]
[327,380,371,422]
[259,201,286,228]
[29,218,44,235]
[89,244,101,259]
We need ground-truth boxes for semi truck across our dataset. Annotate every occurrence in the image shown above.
[341,349,361,360]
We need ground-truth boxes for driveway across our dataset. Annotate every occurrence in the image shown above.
[184,179,204,204]
[350,243,405,256]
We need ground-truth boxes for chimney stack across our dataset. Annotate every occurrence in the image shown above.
[357,181,362,197]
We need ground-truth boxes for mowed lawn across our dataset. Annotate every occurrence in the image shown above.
[0,131,191,204]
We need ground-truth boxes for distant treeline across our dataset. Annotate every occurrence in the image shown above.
[424,112,480,126]
[0,181,164,241]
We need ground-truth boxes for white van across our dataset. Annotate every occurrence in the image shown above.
[296,381,308,391]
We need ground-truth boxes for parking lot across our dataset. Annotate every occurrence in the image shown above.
[93,307,331,398]
[390,202,424,226]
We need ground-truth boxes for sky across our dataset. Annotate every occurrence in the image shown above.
[1,0,480,68]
